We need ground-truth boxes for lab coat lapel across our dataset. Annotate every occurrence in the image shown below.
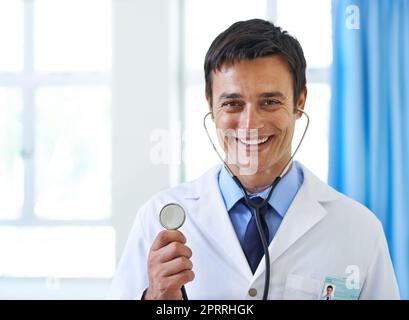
[253,164,337,280]
[189,166,253,280]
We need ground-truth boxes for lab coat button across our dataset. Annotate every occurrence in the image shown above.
[248,288,257,297]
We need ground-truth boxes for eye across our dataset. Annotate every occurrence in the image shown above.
[221,100,243,108]
[262,99,281,106]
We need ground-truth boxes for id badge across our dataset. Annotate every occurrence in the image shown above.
[320,276,361,300]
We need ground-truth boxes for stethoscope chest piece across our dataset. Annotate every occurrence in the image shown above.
[159,203,186,230]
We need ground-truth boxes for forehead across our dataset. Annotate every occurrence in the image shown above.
[211,56,293,95]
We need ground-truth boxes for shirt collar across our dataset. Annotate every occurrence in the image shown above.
[218,162,303,218]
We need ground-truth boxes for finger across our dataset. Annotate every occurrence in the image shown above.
[158,256,193,277]
[163,270,195,291]
[151,230,186,251]
[157,241,192,263]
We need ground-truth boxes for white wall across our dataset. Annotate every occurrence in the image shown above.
[112,0,181,263]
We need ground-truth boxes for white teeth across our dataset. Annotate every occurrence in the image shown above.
[238,136,269,145]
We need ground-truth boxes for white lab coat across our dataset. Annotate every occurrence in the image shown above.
[108,162,400,300]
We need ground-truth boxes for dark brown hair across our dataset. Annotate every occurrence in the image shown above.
[204,19,306,109]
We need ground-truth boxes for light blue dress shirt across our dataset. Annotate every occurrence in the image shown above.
[218,162,304,247]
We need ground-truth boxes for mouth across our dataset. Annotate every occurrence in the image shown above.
[235,135,273,146]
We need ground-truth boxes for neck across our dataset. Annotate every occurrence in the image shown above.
[228,156,292,193]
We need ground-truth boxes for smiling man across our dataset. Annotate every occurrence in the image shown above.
[210,55,305,191]
[109,19,399,300]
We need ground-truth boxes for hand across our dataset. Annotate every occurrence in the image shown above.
[143,230,194,300]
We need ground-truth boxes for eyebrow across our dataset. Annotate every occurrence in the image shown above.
[258,91,287,99]
[218,91,287,102]
[218,92,242,101]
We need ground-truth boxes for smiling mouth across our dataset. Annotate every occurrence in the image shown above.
[235,135,273,146]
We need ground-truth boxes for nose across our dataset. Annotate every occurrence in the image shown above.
[241,104,264,130]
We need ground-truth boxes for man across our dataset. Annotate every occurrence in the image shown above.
[108,19,399,300]
[322,285,334,300]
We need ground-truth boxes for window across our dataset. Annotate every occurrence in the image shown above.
[0,88,23,220]
[182,0,332,182]
[276,0,332,181]
[0,0,23,72]
[0,0,114,279]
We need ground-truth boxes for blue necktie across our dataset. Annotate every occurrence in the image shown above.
[242,196,270,274]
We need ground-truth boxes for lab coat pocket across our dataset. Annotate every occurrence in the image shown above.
[282,274,323,300]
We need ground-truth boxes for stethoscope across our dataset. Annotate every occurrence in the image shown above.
[159,107,310,300]
[159,203,189,300]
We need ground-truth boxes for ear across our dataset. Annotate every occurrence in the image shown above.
[295,87,307,119]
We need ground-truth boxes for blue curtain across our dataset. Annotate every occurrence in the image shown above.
[330,0,409,299]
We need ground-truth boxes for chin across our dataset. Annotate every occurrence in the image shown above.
[232,159,270,176]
